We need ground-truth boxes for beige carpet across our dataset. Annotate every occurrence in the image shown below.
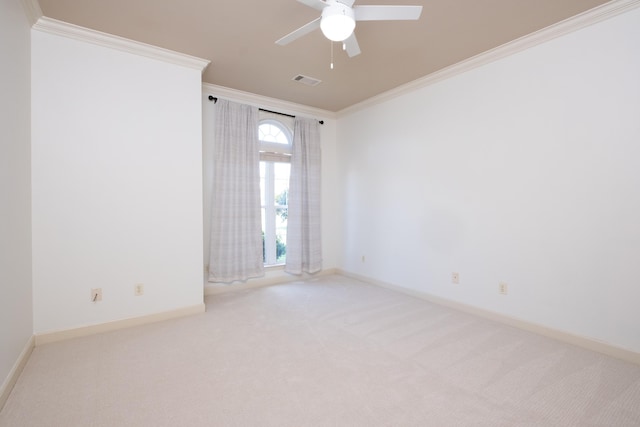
[1,275,639,426]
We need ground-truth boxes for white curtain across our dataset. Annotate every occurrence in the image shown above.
[285,117,322,274]
[208,99,264,283]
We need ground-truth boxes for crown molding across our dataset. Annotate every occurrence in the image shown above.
[20,0,42,26]
[203,83,337,121]
[338,0,640,117]
[32,17,210,72]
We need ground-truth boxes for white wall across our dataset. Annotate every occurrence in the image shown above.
[202,91,340,287]
[338,7,640,352]
[0,0,34,395]
[31,30,205,333]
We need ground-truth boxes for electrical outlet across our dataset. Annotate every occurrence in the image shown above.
[451,272,460,284]
[361,255,365,263]
[91,288,102,302]
[134,283,144,296]
[499,282,508,295]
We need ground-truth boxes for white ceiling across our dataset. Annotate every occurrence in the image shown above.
[37,0,610,112]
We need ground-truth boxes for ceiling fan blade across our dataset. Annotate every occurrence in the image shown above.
[354,5,423,21]
[275,18,321,46]
[297,0,329,11]
[343,33,361,57]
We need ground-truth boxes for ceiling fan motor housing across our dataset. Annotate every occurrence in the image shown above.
[275,0,423,58]
[320,2,356,41]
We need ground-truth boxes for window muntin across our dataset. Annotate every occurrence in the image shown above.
[259,119,292,158]
[259,121,290,145]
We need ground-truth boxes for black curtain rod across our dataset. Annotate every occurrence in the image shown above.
[208,96,323,125]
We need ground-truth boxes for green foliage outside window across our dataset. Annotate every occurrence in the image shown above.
[262,231,286,263]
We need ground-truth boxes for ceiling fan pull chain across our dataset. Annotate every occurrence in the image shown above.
[330,41,334,70]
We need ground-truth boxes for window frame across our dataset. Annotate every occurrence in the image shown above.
[259,118,292,266]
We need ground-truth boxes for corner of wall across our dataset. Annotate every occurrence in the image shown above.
[19,0,42,26]
[0,336,34,412]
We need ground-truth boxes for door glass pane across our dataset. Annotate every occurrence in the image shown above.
[274,163,290,264]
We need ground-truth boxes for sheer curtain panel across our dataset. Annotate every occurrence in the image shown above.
[285,117,322,275]
[208,99,264,282]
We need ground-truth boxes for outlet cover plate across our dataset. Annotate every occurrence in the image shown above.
[134,283,144,296]
[499,282,508,295]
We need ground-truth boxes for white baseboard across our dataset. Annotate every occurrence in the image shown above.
[337,269,640,366]
[204,268,339,296]
[0,335,35,412]
[35,304,206,346]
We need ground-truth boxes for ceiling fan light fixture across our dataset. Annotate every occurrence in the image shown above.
[320,4,355,42]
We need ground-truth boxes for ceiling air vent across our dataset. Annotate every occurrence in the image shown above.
[292,74,322,87]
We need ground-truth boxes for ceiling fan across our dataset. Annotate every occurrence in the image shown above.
[275,0,423,58]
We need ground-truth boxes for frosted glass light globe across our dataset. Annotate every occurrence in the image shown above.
[320,4,355,42]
